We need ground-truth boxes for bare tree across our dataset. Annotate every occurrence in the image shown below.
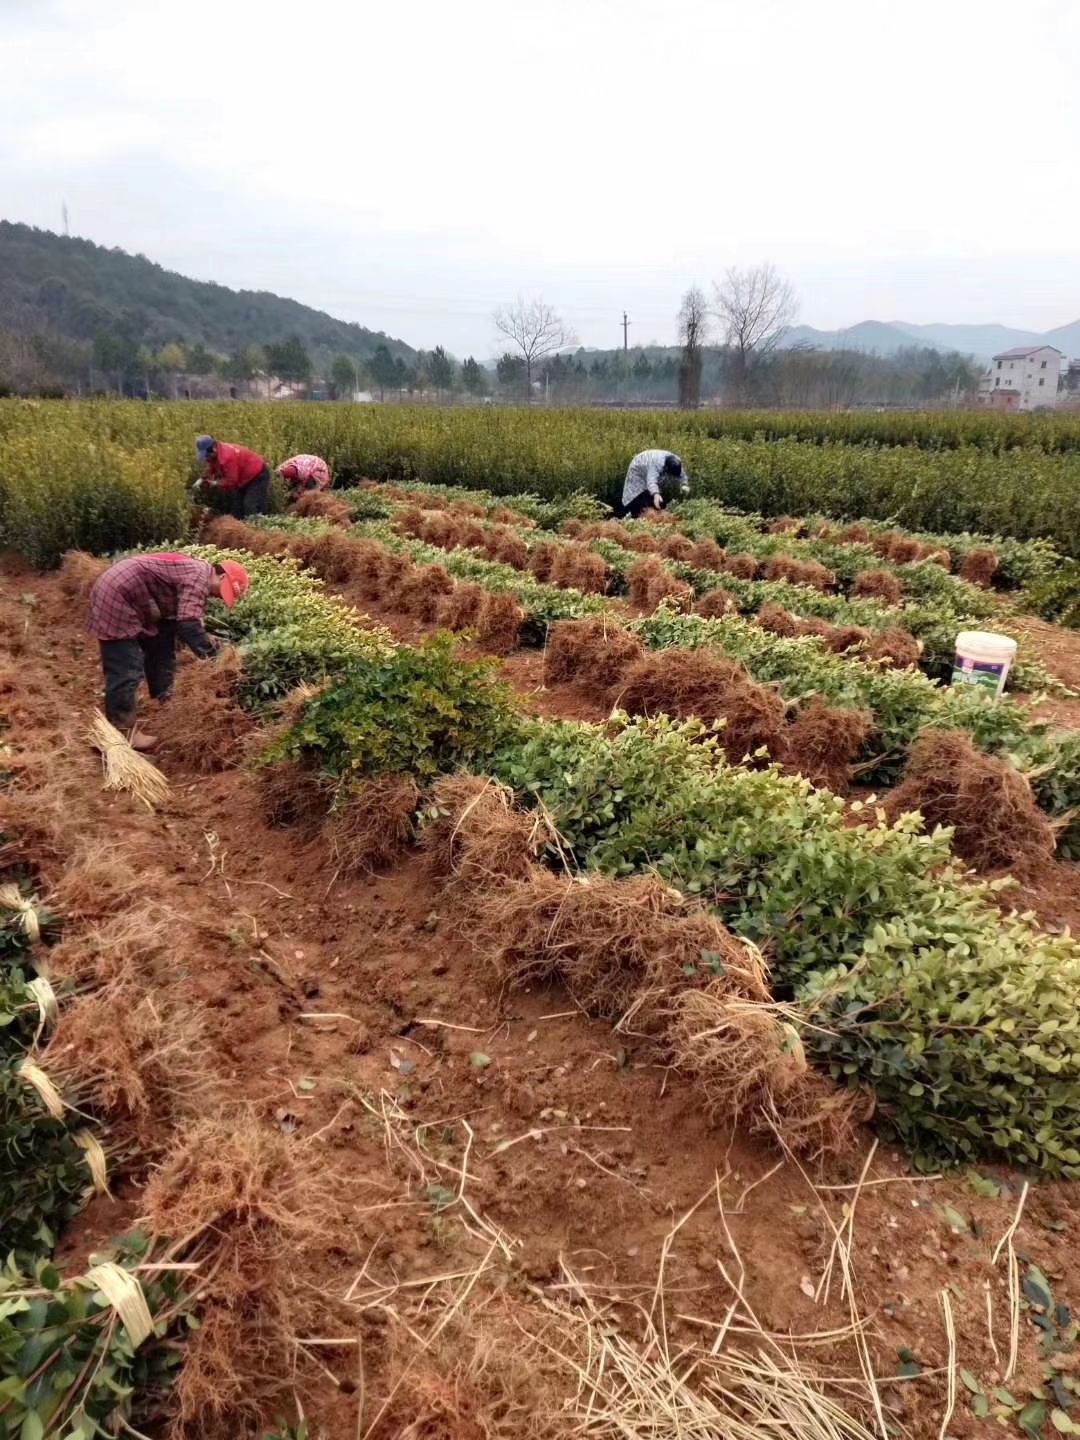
[492,296,577,399]
[714,263,797,404]
[676,285,709,408]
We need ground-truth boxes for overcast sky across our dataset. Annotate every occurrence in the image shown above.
[3,0,1079,357]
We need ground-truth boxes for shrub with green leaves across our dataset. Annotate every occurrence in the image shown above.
[1024,559,1080,631]
[482,713,1080,1173]
[266,633,521,784]
[0,1235,190,1438]
[633,609,1030,778]
[1023,729,1080,859]
[0,1064,91,1258]
[183,544,394,702]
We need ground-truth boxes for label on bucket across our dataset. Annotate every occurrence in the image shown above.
[952,656,1006,692]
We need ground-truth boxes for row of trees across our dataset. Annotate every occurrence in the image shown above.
[2,271,982,408]
[0,326,500,402]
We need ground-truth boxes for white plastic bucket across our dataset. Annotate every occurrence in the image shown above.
[951,630,1017,697]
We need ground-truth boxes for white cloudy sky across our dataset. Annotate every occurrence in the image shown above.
[3,0,1078,356]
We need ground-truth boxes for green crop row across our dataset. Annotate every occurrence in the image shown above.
[0,1236,191,1438]
[0,869,106,1261]
[667,499,1002,611]
[188,544,394,700]
[340,487,1064,696]
[244,509,1077,822]
[265,633,1080,1176]
[5,399,1080,560]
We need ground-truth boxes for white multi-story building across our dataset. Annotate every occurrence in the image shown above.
[980,345,1062,411]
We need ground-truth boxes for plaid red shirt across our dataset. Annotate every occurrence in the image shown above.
[87,554,214,640]
[279,454,331,491]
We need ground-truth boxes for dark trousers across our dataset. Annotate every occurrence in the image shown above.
[100,622,177,729]
[226,465,271,519]
[616,491,655,520]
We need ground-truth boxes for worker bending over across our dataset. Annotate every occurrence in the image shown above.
[617,450,690,519]
[278,453,332,499]
[195,435,271,518]
[87,553,250,751]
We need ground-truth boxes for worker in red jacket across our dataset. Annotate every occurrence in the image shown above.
[87,553,250,751]
[195,435,271,518]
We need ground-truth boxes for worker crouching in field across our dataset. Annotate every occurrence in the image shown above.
[87,553,250,751]
[195,435,271,518]
[617,450,690,518]
[278,453,332,499]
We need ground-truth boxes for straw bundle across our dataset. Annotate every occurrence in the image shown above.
[83,1262,154,1347]
[17,1056,65,1118]
[87,710,171,810]
[76,1126,111,1195]
[0,882,42,942]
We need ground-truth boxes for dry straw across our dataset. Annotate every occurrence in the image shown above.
[75,1127,110,1195]
[87,710,171,810]
[27,975,58,1038]
[17,1056,65,1118]
[83,1262,154,1347]
[0,882,42,942]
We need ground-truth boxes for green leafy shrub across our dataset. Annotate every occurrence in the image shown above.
[184,545,393,702]
[0,1235,189,1437]
[634,609,1030,778]
[266,633,521,784]
[1024,729,1080,858]
[1024,559,1080,630]
[484,713,1080,1173]
[0,1064,90,1257]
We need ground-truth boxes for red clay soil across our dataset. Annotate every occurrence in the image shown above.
[7,556,1080,1440]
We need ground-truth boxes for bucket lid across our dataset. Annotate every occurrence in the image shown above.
[955,630,1017,656]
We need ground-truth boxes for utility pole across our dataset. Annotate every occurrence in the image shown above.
[622,311,630,352]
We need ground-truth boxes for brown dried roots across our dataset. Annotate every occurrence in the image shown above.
[694,587,736,619]
[626,556,694,614]
[885,728,1055,873]
[669,986,859,1161]
[291,489,353,526]
[762,554,835,592]
[144,1117,324,1440]
[43,981,210,1150]
[475,592,524,653]
[470,871,767,1026]
[959,546,999,587]
[544,616,644,690]
[161,647,256,772]
[421,775,549,892]
[616,648,786,762]
[324,774,420,873]
[864,626,921,669]
[851,569,902,606]
[784,698,873,792]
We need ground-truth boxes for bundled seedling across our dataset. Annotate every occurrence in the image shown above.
[0,1238,193,1438]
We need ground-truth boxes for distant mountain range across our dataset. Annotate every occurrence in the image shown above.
[781,319,1080,362]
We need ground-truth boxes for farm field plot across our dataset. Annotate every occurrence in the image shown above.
[5,400,1080,1440]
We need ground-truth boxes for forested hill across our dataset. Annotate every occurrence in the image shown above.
[0,221,416,364]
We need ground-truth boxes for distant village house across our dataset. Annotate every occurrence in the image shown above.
[977,345,1062,411]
